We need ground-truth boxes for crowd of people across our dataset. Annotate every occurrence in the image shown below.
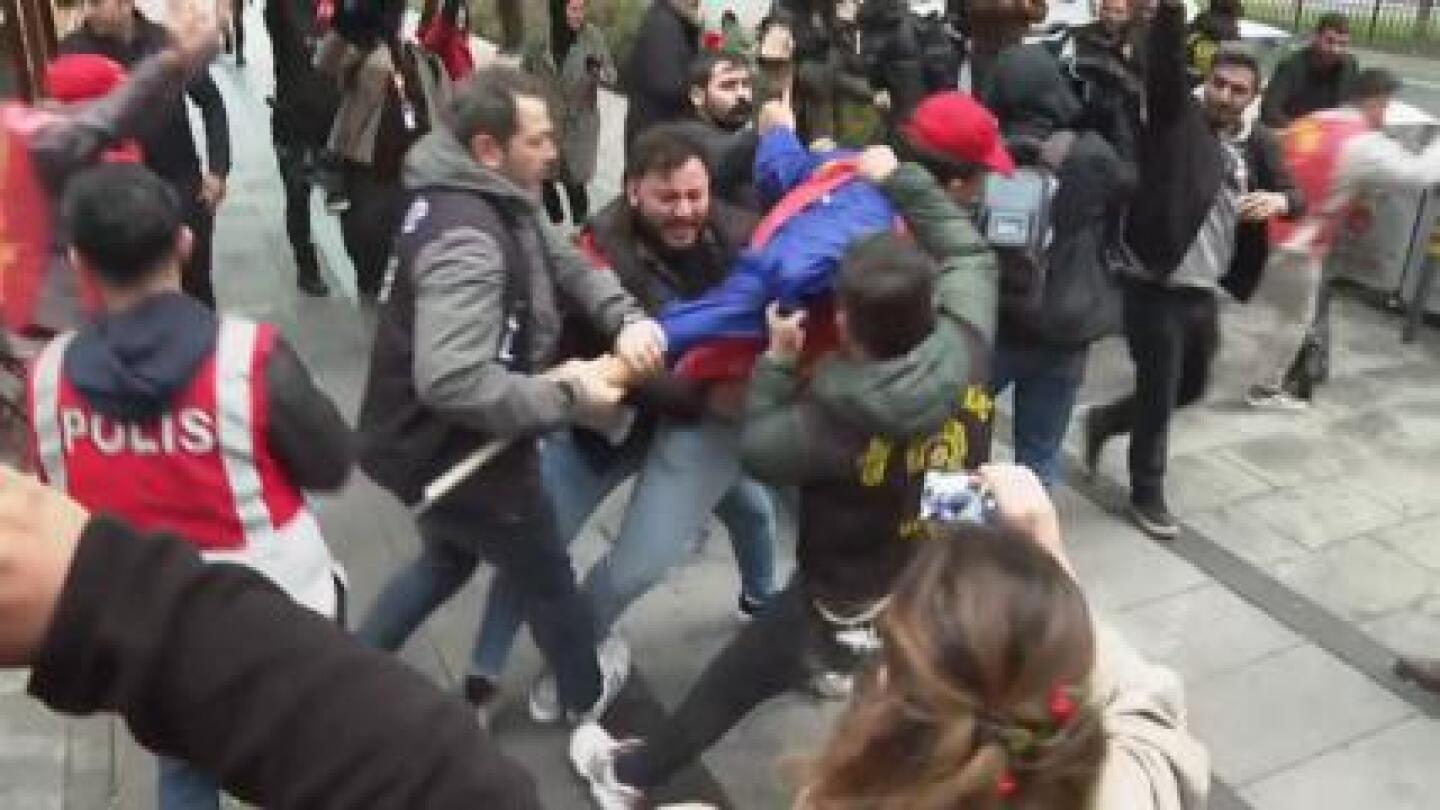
[3,0,1440,808]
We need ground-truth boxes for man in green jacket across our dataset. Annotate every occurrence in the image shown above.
[569,106,1004,805]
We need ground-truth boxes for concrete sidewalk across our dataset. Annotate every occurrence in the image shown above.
[7,7,1440,807]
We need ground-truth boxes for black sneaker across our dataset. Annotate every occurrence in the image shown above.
[1130,498,1179,540]
[464,674,500,728]
[324,190,351,214]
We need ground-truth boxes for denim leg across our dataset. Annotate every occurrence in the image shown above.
[157,758,220,810]
[356,523,480,653]
[714,477,778,602]
[469,431,636,681]
[582,419,746,636]
[1008,345,1087,489]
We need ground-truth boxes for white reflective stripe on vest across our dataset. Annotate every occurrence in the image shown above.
[31,331,76,491]
[212,317,338,619]
[214,318,274,539]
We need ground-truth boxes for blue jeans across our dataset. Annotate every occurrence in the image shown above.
[357,446,603,713]
[158,757,219,810]
[991,342,1088,488]
[472,420,778,681]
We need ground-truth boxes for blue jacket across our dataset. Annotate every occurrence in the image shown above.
[659,127,898,357]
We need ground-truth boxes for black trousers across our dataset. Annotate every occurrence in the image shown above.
[174,174,216,309]
[1090,280,1219,504]
[339,164,404,298]
[541,180,588,226]
[614,577,865,789]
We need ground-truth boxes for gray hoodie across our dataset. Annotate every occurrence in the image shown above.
[400,127,642,438]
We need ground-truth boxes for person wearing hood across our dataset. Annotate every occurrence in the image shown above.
[981,44,1135,487]
[570,106,1004,805]
[623,0,703,148]
[355,66,666,725]
[24,163,354,810]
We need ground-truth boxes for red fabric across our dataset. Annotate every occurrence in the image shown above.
[1,105,60,330]
[901,91,1015,176]
[1270,110,1370,255]
[701,31,724,53]
[36,324,306,552]
[44,54,126,103]
[751,159,864,248]
[674,298,842,383]
[417,20,475,81]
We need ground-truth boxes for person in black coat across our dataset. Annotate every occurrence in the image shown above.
[1083,0,1303,540]
[60,0,231,310]
[623,0,702,148]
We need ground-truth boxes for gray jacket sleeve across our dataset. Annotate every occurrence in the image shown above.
[541,223,645,338]
[30,52,189,188]
[411,227,582,438]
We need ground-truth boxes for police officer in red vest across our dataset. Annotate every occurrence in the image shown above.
[1247,68,1440,410]
[25,163,354,810]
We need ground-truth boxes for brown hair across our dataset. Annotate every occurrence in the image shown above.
[801,525,1105,809]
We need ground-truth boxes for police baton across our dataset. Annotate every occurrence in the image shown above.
[412,439,513,516]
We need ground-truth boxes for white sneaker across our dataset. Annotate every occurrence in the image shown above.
[569,722,644,810]
[527,671,560,724]
[573,635,631,725]
[1245,385,1309,411]
[529,635,631,725]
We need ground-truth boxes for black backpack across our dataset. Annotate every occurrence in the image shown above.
[978,135,1068,317]
[913,12,963,92]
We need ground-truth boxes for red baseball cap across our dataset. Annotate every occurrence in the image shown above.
[45,54,127,104]
[900,91,1015,176]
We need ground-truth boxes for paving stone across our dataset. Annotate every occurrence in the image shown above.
[1243,718,1440,810]
[1374,513,1440,573]
[1363,595,1440,658]
[1184,503,1314,568]
[1219,429,1371,489]
[1109,584,1302,682]
[1226,480,1407,551]
[1272,535,1435,622]
[1163,451,1275,517]
[1188,644,1413,785]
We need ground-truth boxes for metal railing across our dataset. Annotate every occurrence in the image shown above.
[1245,0,1440,53]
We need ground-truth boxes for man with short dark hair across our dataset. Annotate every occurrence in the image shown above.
[1248,68,1440,409]
[28,162,353,810]
[1084,9,1303,539]
[675,51,760,207]
[570,97,1005,805]
[61,0,231,310]
[469,126,778,719]
[355,65,666,724]
[1261,13,1360,129]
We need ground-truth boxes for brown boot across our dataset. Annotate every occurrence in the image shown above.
[1394,656,1440,693]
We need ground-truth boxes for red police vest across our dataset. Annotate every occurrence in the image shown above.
[28,317,339,616]
[1270,109,1371,257]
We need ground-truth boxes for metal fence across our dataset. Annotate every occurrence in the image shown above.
[1244,0,1440,53]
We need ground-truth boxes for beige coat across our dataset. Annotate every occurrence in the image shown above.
[314,35,451,167]
[1091,624,1211,810]
[521,23,616,185]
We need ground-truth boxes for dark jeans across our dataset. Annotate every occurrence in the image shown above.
[541,180,589,226]
[175,175,216,309]
[273,135,319,277]
[991,341,1088,488]
[614,578,860,789]
[1090,280,1219,504]
[357,446,603,713]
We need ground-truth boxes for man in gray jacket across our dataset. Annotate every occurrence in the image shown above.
[356,66,665,723]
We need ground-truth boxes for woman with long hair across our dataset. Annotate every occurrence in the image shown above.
[800,465,1210,810]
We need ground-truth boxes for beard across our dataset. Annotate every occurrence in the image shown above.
[711,97,754,131]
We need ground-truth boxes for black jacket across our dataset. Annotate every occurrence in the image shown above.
[265,0,340,149]
[573,197,757,421]
[30,516,541,808]
[62,292,353,491]
[1124,1,1303,296]
[1260,46,1360,129]
[60,13,230,184]
[858,0,928,120]
[623,1,699,145]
